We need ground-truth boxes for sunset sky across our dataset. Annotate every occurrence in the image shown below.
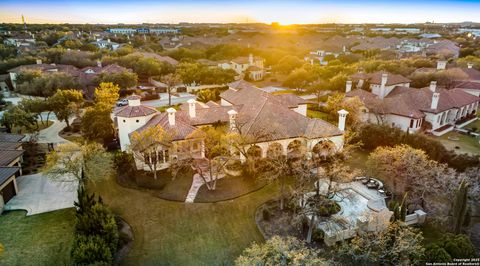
[1,0,479,25]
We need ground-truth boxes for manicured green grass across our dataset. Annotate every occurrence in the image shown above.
[307,109,330,121]
[87,175,280,265]
[345,149,370,173]
[463,119,480,132]
[0,208,75,265]
[437,132,480,155]
[195,175,266,203]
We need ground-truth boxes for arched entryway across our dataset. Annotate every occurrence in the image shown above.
[287,139,306,159]
[247,145,262,159]
[266,142,283,159]
[312,140,336,161]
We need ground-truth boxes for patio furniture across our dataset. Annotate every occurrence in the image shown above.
[378,189,385,195]
[366,181,378,189]
[362,179,369,185]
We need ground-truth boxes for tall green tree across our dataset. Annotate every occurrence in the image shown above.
[49,89,83,128]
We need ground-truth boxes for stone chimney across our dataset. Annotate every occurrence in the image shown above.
[379,73,388,99]
[227,109,238,131]
[437,60,447,70]
[187,99,196,118]
[467,63,474,69]
[36,59,42,65]
[429,81,437,92]
[248,54,253,65]
[431,92,440,110]
[337,109,349,131]
[97,60,102,67]
[167,108,176,126]
[345,80,352,93]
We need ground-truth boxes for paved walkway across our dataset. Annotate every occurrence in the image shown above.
[5,117,79,215]
[185,173,226,203]
[4,173,78,215]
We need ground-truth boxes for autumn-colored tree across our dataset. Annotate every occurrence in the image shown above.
[82,82,120,143]
[325,93,363,127]
[336,222,425,266]
[177,126,230,190]
[236,236,327,266]
[129,125,174,180]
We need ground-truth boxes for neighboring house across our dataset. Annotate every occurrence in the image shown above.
[8,60,79,89]
[131,52,179,66]
[107,28,180,34]
[114,80,346,171]
[0,133,25,213]
[425,40,460,58]
[3,33,36,47]
[414,61,480,96]
[306,45,348,65]
[230,54,265,81]
[90,39,120,50]
[0,74,13,93]
[346,72,480,135]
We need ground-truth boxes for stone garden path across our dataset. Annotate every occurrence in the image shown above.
[185,172,226,203]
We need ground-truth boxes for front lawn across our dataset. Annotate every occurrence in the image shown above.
[436,131,480,155]
[195,175,267,203]
[0,209,75,265]
[87,175,279,265]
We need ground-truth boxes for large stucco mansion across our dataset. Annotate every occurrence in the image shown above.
[345,71,480,135]
[114,80,347,170]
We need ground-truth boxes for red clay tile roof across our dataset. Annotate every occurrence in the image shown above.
[454,81,480,91]
[351,71,411,86]
[114,105,158,118]
[135,113,198,141]
[347,85,480,118]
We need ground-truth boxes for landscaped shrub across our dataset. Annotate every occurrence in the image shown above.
[262,208,271,221]
[312,228,325,243]
[71,234,113,265]
[425,233,478,261]
[354,124,480,171]
[440,234,477,259]
[425,243,452,263]
[72,187,119,265]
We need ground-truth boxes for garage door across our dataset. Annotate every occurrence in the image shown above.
[1,181,16,204]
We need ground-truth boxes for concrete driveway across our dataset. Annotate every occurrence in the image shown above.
[4,173,78,216]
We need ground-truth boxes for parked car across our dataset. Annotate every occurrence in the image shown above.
[116,99,128,107]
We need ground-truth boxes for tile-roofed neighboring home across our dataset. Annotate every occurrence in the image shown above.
[115,104,158,118]
[456,68,480,81]
[0,167,19,187]
[454,81,480,90]
[132,52,179,66]
[0,133,25,142]
[0,150,24,166]
[364,72,411,86]
[273,94,309,108]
